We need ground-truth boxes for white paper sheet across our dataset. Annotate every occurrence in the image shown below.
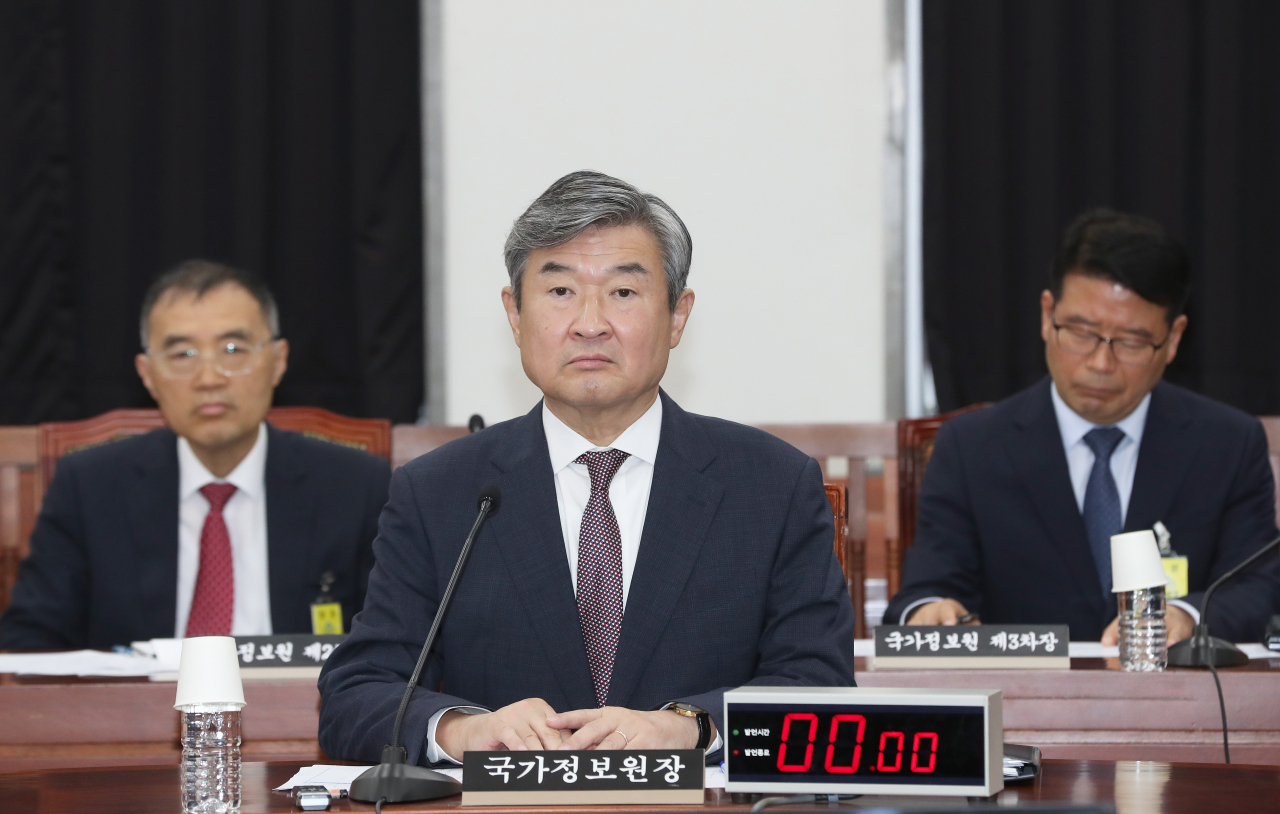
[704,765,726,789]
[0,650,170,677]
[130,638,184,671]
[1067,642,1119,658]
[1236,642,1276,660]
[275,764,380,792]
[273,764,726,792]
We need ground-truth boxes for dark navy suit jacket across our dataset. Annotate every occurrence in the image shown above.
[885,378,1280,641]
[0,425,389,650]
[317,392,857,765]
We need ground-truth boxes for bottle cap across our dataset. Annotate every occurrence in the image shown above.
[174,636,246,710]
[1110,530,1170,593]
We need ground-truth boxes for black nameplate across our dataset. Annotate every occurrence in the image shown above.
[875,625,1069,657]
[231,634,346,667]
[462,749,703,805]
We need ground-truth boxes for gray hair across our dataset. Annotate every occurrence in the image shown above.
[504,170,693,311]
[139,259,280,348]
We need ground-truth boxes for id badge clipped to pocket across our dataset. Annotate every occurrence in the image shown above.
[1153,521,1189,599]
[311,570,344,635]
[1162,556,1189,599]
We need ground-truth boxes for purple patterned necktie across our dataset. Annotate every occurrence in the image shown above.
[575,449,630,707]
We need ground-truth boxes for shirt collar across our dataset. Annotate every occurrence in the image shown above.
[1050,379,1151,448]
[542,396,663,473]
[178,422,269,500]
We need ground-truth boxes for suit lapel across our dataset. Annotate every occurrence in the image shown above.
[607,392,723,707]
[128,430,181,636]
[265,427,313,632]
[487,404,597,710]
[1125,382,1196,532]
[1006,380,1109,617]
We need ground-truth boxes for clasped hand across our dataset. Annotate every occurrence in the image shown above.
[436,698,705,761]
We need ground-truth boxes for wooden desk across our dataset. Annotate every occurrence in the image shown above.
[2,656,1277,773]
[0,674,324,773]
[857,656,1280,765]
[0,759,1276,814]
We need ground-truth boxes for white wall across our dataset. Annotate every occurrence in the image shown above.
[439,0,886,425]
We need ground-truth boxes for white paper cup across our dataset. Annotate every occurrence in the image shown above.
[1110,530,1169,593]
[173,636,246,710]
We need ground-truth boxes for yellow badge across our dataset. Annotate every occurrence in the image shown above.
[1162,556,1189,599]
[311,602,344,635]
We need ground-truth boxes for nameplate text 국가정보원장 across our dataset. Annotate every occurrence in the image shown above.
[873,625,1070,669]
[462,750,704,805]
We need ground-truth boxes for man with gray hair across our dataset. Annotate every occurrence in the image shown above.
[0,260,389,650]
[319,171,856,765]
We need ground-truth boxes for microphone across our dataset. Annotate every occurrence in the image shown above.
[349,485,502,804]
[1167,532,1280,668]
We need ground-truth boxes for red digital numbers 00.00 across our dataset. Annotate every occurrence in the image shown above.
[824,715,865,774]
[911,732,939,773]
[774,713,938,775]
[877,732,904,772]
[776,713,817,772]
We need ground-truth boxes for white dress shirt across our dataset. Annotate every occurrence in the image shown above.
[426,396,720,762]
[543,395,661,608]
[175,422,274,638]
[900,381,1196,624]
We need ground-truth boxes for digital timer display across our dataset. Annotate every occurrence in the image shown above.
[725,687,1002,797]
[727,703,986,787]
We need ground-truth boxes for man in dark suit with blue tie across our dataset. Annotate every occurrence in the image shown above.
[0,261,389,650]
[885,210,1279,643]
[318,171,856,766]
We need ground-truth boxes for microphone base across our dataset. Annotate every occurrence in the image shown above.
[1167,634,1250,668]
[349,761,462,803]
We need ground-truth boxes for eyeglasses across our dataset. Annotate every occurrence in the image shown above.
[1050,320,1169,366]
[147,339,277,379]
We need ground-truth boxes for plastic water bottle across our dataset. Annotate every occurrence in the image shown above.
[180,703,242,812]
[1118,585,1167,672]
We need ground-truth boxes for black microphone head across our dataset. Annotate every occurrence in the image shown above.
[478,484,502,514]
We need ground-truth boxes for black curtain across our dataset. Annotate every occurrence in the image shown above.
[923,0,1280,414]
[0,0,423,424]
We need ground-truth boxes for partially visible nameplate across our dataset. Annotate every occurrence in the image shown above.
[233,634,346,677]
[148,634,347,682]
[462,749,704,806]
[873,625,1070,669]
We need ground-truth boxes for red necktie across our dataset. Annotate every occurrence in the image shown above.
[574,449,630,707]
[185,483,238,637]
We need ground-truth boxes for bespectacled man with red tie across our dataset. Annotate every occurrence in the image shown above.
[318,171,856,766]
[0,261,389,650]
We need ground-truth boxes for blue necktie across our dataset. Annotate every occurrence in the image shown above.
[1082,427,1126,598]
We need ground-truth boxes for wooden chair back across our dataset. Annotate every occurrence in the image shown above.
[265,407,391,462]
[822,481,852,629]
[389,425,470,469]
[38,407,391,495]
[756,423,897,638]
[893,404,991,599]
[0,428,39,615]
